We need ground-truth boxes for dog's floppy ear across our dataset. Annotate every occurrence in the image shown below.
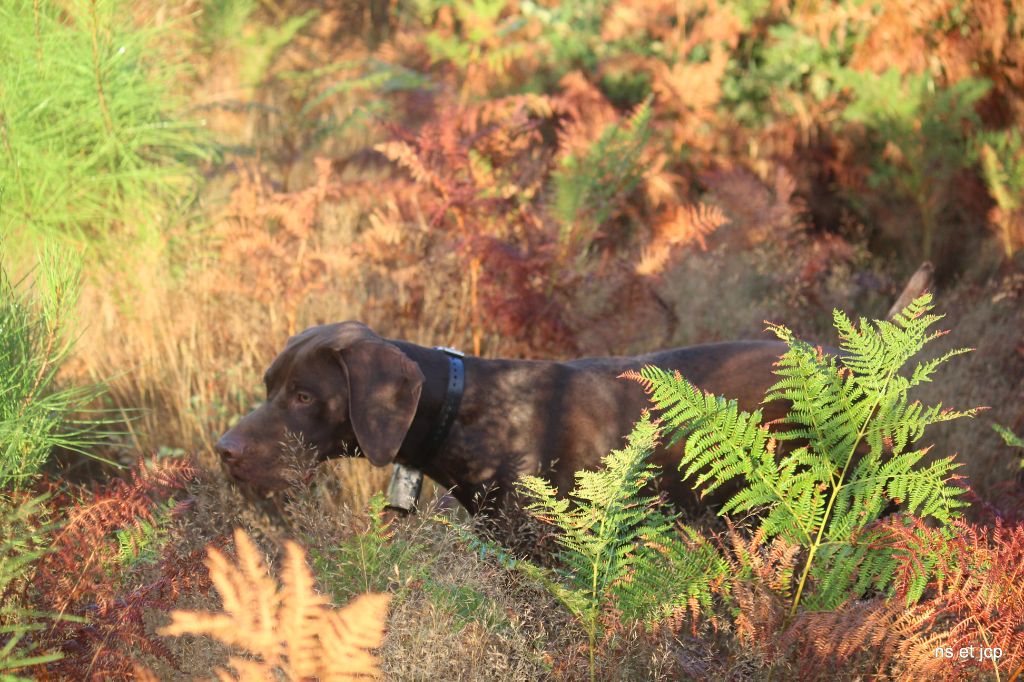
[338,339,424,466]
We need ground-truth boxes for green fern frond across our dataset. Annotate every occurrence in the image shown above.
[633,294,977,616]
[113,499,175,568]
[635,364,817,545]
[552,96,653,260]
[993,424,1024,470]
[617,523,731,626]
[518,413,729,679]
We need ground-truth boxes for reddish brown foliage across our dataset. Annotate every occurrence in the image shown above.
[202,158,339,337]
[366,87,710,355]
[875,517,1024,680]
[36,458,197,611]
[766,516,1024,680]
[21,458,219,680]
[724,524,800,655]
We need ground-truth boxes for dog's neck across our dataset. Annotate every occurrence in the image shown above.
[386,341,530,514]
[389,341,461,470]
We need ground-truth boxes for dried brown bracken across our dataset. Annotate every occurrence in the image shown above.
[160,528,390,681]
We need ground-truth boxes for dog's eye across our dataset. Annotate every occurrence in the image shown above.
[294,391,314,405]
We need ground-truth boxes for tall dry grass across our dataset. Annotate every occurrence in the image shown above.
[68,153,488,508]
[65,150,1022,514]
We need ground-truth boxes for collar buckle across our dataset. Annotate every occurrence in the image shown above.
[434,346,465,358]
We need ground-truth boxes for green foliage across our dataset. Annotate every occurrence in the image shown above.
[993,423,1024,449]
[252,11,318,86]
[0,495,63,679]
[612,521,730,625]
[993,423,1024,469]
[297,60,435,111]
[278,58,434,152]
[415,0,609,79]
[436,515,591,626]
[974,130,1024,212]
[552,97,653,261]
[314,496,517,639]
[835,69,990,259]
[113,500,174,568]
[0,249,116,490]
[198,0,259,52]
[199,0,316,87]
[973,129,1024,258]
[518,414,729,681]
[422,0,532,82]
[520,0,612,72]
[312,493,430,603]
[723,16,863,128]
[0,0,209,254]
[636,294,978,614]
[421,581,510,633]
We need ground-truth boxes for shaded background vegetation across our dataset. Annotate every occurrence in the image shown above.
[1,0,1023,679]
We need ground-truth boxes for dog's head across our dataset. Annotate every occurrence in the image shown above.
[215,322,424,492]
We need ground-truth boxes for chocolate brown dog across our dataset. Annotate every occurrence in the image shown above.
[215,322,796,514]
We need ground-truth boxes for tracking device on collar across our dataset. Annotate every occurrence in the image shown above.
[385,463,424,513]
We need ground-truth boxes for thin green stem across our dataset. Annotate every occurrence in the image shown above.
[15,310,60,422]
[88,0,115,137]
[789,366,896,618]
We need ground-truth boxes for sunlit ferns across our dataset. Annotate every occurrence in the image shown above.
[159,528,390,681]
[624,294,981,614]
[518,414,730,682]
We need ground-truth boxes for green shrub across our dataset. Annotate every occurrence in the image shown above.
[0,248,114,490]
[552,97,653,262]
[722,17,862,128]
[834,69,990,260]
[0,0,209,255]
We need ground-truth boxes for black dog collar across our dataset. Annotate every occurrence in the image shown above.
[420,346,465,462]
[387,346,464,513]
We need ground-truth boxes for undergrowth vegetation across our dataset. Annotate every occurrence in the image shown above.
[2,0,1023,679]
[502,295,1018,680]
[518,414,730,679]
[0,249,113,489]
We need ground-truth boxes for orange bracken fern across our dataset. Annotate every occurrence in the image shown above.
[160,528,390,681]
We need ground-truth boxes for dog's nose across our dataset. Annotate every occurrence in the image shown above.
[215,434,243,464]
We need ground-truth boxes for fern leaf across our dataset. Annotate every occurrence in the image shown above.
[160,529,389,681]
[639,294,977,616]
[627,365,816,545]
[161,530,282,660]
[519,413,731,641]
[318,593,390,681]
[280,540,330,679]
